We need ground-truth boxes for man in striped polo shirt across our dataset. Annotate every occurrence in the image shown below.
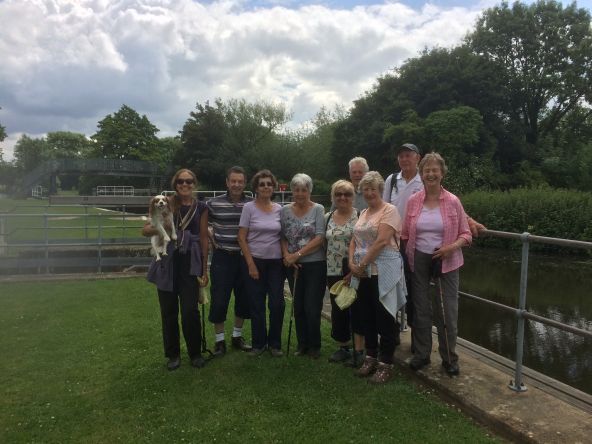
[207,166,253,356]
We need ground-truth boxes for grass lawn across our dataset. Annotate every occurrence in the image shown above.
[0,197,146,244]
[0,278,497,443]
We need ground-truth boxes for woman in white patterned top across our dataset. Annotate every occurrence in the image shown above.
[325,180,365,367]
[281,173,326,359]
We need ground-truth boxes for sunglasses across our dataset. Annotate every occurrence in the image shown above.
[258,181,274,188]
[176,178,194,185]
[335,192,353,198]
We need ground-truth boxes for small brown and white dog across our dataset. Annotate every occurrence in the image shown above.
[149,194,177,261]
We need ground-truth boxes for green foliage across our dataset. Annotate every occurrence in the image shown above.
[467,0,592,146]
[92,104,160,162]
[462,187,592,252]
[178,98,293,188]
[13,135,48,172]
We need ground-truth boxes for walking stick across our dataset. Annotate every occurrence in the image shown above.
[198,277,214,360]
[286,267,299,356]
[437,276,452,366]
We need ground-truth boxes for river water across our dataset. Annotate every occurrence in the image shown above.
[458,248,592,395]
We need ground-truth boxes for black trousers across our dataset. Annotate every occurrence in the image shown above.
[157,251,202,359]
[358,275,396,364]
[286,261,327,351]
[208,249,250,323]
[327,275,364,343]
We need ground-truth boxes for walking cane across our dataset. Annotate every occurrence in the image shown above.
[432,258,451,365]
[198,277,214,360]
[286,267,299,356]
[436,276,452,366]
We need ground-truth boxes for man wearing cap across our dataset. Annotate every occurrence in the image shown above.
[207,166,253,356]
[384,143,485,230]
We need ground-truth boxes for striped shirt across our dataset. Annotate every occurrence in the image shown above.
[207,193,252,252]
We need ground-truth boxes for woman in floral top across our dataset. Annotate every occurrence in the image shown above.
[281,173,326,359]
[325,180,364,367]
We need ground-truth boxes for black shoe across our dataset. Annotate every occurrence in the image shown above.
[167,356,181,371]
[294,347,308,357]
[214,340,226,357]
[191,355,207,368]
[308,349,321,360]
[249,347,267,357]
[409,356,431,371]
[344,350,364,368]
[269,348,284,358]
[328,347,351,363]
[231,336,253,352]
[442,361,460,376]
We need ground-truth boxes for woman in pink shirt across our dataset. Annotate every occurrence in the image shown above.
[401,153,471,376]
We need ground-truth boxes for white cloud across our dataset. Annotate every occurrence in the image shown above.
[0,0,486,160]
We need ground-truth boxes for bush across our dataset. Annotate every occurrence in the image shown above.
[461,187,592,254]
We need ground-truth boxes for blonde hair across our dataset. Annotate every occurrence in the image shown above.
[330,180,355,204]
[358,171,385,194]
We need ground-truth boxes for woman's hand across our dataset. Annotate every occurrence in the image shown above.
[349,262,366,278]
[248,262,260,280]
[343,272,353,285]
[433,242,460,260]
[283,252,299,267]
[198,275,209,287]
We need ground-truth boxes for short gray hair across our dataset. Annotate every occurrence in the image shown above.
[419,152,448,176]
[348,157,369,173]
[290,173,313,192]
[358,171,385,194]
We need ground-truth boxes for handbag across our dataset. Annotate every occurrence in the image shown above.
[330,279,357,310]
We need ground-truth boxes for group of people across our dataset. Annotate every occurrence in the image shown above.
[144,143,483,384]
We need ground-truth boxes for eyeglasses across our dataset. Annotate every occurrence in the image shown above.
[334,192,353,198]
[175,178,194,185]
[258,181,274,188]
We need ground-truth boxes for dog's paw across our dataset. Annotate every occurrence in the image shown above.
[162,252,168,256]
[163,235,171,242]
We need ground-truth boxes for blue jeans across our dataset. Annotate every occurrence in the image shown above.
[286,261,327,351]
[242,257,285,350]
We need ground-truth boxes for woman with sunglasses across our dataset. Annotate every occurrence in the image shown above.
[238,170,285,357]
[144,169,209,371]
[325,180,365,367]
[281,173,326,359]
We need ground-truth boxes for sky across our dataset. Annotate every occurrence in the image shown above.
[1,0,590,161]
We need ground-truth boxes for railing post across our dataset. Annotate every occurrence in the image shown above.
[98,213,103,273]
[44,213,49,274]
[122,204,126,241]
[84,206,89,240]
[0,215,6,257]
[509,231,529,392]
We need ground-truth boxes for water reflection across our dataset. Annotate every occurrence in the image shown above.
[459,248,592,395]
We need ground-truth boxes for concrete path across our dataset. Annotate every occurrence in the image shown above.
[320,294,592,443]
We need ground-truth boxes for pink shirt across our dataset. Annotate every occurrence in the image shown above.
[415,206,444,254]
[401,187,472,273]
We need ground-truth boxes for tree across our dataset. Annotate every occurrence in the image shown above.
[467,0,592,149]
[46,131,93,159]
[92,105,160,161]
[178,99,290,188]
[13,135,48,173]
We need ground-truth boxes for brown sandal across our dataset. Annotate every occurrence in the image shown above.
[355,356,377,377]
[368,362,394,384]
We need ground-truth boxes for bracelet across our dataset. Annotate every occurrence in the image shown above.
[297,251,302,257]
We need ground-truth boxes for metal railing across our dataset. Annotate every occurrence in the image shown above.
[0,211,149,274]
[466,230,592,393]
